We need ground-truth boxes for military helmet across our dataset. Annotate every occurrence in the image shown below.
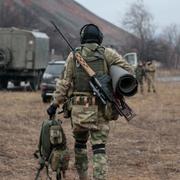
[80,24,103,45]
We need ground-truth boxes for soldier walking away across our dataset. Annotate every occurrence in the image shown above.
[47,24,133,180]
[145,60,156,93]
[135,62,146,94]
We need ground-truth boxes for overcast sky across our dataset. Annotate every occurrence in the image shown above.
[75,0,180,31]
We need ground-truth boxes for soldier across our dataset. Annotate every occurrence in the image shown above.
[145,60,156,93]
[47,24,133,180]
[135,61,146,94]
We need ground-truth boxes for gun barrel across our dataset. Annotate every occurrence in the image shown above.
[50,21,74,51]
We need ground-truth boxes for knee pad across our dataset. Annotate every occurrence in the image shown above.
[92,144,106,154]
[75,139,87,149]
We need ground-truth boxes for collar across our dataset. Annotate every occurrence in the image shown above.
[81,43,99,51]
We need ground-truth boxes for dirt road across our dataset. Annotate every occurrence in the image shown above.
[0,82,180,180]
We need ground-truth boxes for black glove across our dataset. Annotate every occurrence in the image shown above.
[47,103,59,117]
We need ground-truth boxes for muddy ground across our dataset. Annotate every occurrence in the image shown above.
[0,81,180,180]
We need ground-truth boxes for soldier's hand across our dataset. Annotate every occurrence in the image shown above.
[47,103,59,117]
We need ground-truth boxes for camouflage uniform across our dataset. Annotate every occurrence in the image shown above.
[53,43,133,180]
[145,61,156,92]
[135,64,146,93]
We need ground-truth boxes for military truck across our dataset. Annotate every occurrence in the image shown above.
[0,27,49,90]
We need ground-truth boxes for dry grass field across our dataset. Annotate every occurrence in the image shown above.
[0,81,180,180]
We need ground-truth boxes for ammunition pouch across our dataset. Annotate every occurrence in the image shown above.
[71,95,119,121]
[63,92,97,119]
[72,95,97,106]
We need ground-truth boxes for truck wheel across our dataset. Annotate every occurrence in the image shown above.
[30,71,43,91]
[30,79,39,91]
[30,72,42,91]
[14,81,21,87]
[0,48,11,67]
[0,79,8,89]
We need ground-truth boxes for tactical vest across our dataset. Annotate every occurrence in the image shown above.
[74,45,108,92]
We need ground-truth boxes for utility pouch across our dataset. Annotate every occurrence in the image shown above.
[50,148,70,172]
[72,105,98,129]
[50,125,63,145]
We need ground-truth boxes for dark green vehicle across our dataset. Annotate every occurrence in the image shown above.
[0,27,49,90]
[40,60,65,102]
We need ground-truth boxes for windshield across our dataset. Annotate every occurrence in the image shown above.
[45,64,64,76]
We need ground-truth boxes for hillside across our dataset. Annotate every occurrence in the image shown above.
[0,0,136,56]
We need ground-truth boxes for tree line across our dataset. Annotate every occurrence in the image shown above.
[121,0,180,69]
[0,0,179,68]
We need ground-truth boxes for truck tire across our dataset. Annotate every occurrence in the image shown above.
[14,81,21,87]
[30,79,39,91]
[0,48,11,67]
[30,71,43,91]
[0,79,8,89]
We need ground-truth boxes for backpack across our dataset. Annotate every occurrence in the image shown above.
[35,118,70,180]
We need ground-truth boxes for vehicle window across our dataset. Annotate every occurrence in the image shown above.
[124,55,136,65]
[45,64,64,75]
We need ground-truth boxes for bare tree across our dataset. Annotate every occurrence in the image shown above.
[161,24,180,68]
[122,0,155,60]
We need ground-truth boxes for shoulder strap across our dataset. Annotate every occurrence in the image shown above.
[73,45,109,77]
[38,121,44,157]
[96,46,109,73]
[74,50,96,77]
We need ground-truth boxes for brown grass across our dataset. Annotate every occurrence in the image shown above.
[157,69,180,77]
[0,81,180,180]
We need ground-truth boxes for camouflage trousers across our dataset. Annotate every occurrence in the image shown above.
[146,73,156,92]
[137,78,144,93]
[71,104,110,180]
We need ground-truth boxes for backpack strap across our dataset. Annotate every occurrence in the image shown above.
[73,45,108,76]
[96,46,109,73]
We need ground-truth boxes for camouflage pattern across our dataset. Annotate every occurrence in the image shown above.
[37,118,69,178]
[145,61,156,92]
[50,148,70,172]
[53,43,133,180]
[73,121,109,180]
[135,63,146,93]
[74,45,107,92]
